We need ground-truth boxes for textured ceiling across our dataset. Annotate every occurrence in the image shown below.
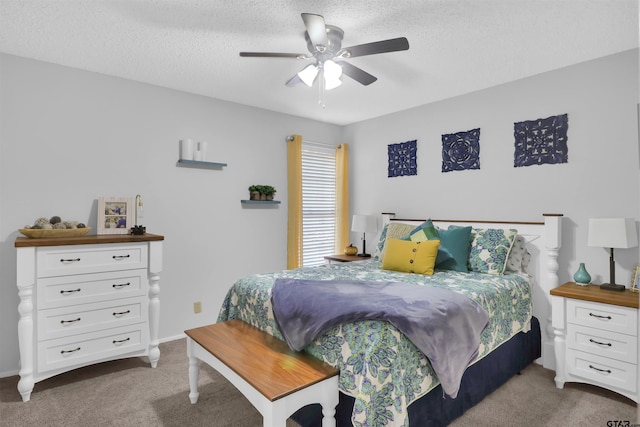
[0,0,638,125]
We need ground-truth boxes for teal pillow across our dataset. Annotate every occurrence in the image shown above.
[436,226,472,272]
[403,220,454,267]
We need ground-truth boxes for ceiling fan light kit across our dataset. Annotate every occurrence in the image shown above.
[239,13,409,107]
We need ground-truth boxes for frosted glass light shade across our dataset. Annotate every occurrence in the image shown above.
[588,218,638,249]
[323,60,342,90]
[324,76,342,90]
[298,64,319,87]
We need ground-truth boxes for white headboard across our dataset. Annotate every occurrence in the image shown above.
[382,213,563,369]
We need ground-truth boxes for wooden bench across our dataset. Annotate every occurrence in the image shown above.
[185,320,339,427]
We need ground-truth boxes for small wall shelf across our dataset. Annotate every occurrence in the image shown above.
[241,200,281,205]
[177,159,227,169]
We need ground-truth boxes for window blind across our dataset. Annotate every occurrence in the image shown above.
[302,141,336,267]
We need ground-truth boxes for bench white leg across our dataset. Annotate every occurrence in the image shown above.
[268,376,338,427]
[187,337,200,404]
[321,404,337,427]
[262,404,287,427]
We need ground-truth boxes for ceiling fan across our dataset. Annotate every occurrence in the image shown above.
[239,13,409,94]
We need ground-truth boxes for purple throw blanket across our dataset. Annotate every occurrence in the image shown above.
[271,278,489,398]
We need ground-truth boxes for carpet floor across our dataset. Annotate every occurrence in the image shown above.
[1,338,636,426]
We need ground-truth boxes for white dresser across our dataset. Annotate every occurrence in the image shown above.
[551,282,638,402]
[15,234,163,402]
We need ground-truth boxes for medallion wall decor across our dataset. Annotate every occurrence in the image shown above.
[388,139,417,177]
[441,128,481,172]
[514,114,568,167]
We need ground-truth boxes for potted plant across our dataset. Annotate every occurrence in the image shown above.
[248,185,261,200]
[261,185,276,200]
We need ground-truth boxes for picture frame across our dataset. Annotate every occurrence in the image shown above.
[632,264,640,292]
[98,197,133,235]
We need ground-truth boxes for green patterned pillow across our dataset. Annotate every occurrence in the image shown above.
[373,223,389,258]
[505,235,530,273]
[451,226,518,275]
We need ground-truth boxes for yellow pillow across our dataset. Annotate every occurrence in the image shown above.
[381,238,439,275]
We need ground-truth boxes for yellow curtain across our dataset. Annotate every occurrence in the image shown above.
[287,135,303,269]
[335,143,349,254]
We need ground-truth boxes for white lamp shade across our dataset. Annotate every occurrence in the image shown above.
[323,60,342,90]
[324,60,342,79]
[587,218,638,249]
[351,214,377,233]
[324,76,342,90]
[298,64,319,87]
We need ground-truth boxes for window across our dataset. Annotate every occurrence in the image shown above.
[301,141,336,267]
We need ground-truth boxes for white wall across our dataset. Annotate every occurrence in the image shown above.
[344,48,639,288]
[1,49,638,378]
[0,54,342,375]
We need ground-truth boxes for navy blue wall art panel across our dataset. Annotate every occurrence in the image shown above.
[441,128,481,172]
[388,139,417,177]
[514,114,568,167]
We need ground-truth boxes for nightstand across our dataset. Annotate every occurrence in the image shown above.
[550,282,639,402]
[323,254,371,264]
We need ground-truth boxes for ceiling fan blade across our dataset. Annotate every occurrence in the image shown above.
[239,52,303,58]
[339,62,377,86]
[343,37,409,58]
[286,74,303,87]
[301,13,328,49]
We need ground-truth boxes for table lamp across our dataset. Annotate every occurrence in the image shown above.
[351,214,377,257]
[587,218,638,291]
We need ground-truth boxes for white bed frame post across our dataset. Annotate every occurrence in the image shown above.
[541,213,563,370]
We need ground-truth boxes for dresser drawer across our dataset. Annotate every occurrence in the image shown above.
[36,243,147,277]
[567,299,637,335]
[37,325,148,373]
[37,297,147,341]
[567,348,637,394]
[567,323,637,364]
[37,270,146,309]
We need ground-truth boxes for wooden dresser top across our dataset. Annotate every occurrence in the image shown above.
[550,282,639,309]
[15,233,164,248]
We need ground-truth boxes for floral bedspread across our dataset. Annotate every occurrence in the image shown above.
[217,259,532,427]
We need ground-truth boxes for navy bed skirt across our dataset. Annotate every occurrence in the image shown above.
[292,317,541,426]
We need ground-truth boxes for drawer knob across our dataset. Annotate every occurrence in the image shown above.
[112,337,131,345]
[60,317,81,324]
[112,255,131,260]
[589,338,612,347]
[60,347,81,354]
[60,288,81,294]
[60,258,81,263]
[588,313,612,320]
[112,282,131,289]
[112,310,131,317]
[588,364,612,374]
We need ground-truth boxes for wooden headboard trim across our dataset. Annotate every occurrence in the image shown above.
[390,218,545,226]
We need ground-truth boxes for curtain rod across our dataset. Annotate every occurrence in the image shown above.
[286,135,335,148]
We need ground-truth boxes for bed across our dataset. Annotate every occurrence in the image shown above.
[217,214,563,426]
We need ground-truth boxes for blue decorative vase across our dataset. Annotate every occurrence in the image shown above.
[573,263,591,285]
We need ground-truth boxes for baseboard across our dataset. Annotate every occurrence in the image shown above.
[0,368,19,378]
[159,333,186,343]
[542,341,556,370]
